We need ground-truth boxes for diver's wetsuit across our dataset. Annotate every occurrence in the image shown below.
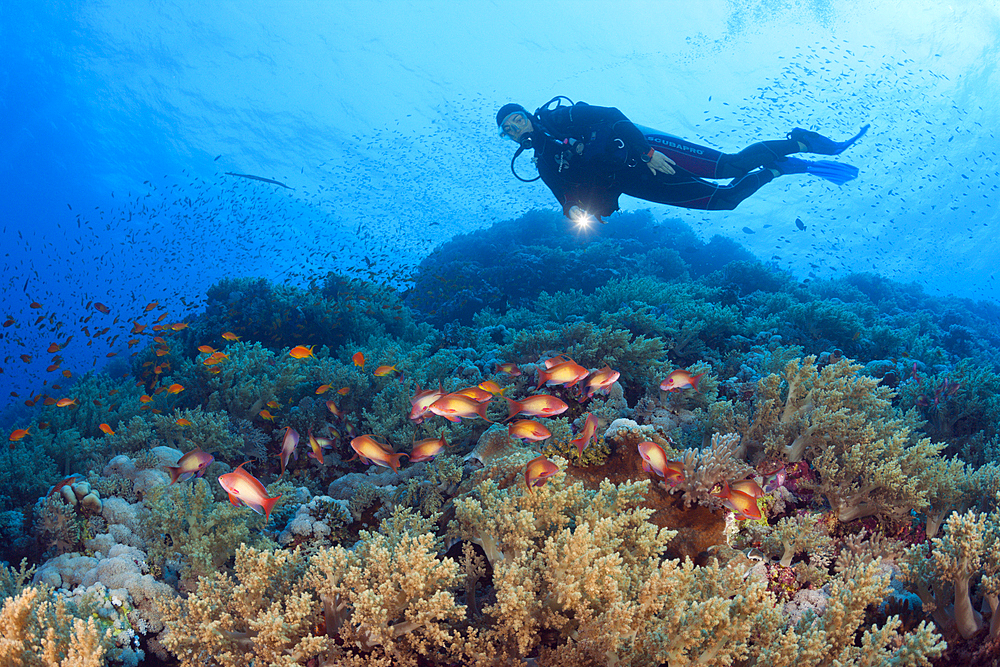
[528,102,802,216]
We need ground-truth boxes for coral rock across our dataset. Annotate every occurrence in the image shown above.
[465,424,529,467]
[81,492,103,513]
[60,485,78,506]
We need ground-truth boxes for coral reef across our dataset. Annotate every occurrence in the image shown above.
[8,210,1000,665]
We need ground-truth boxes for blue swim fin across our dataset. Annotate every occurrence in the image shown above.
[788,124,870,155]
[769,157,859,185]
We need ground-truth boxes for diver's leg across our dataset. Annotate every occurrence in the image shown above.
[716,140,802,177]
[621,169,775,211]
[644,134,726,178]
[644,132,800,179]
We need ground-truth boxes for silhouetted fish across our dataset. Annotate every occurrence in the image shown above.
[224,172,293,189]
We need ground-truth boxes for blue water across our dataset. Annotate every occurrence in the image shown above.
[3,1,999,413]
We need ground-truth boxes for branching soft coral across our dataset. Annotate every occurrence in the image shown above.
[754,560,945,667]
[669,432,752,508]
[750,356,948,522]
[901,509,1000,640]
[158,544,325,667]
[0,585,113,667]
[760,513,833,567]
[306,506,465,665]
[142,478,276,587]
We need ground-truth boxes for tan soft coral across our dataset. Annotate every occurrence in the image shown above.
[158,544,325,667]
[901,509,1000,640]
[0,586,113,667]
[306,507,465,666]
[749,356,949,522]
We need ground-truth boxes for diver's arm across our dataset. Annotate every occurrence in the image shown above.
[568,104,675,175]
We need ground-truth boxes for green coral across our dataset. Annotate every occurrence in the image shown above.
[540,417,610,466]
[142,478,277,586]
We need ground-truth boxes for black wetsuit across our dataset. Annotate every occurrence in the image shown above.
[528,102,803,216]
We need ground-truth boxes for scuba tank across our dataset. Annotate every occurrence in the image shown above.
[509,96,634,183]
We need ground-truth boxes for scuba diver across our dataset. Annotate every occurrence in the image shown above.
[497,97,868,224]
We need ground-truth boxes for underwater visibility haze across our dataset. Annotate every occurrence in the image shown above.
[3,1,1000,665]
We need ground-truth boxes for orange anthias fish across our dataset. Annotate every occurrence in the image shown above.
[8,428,30,442]
[166,383,185,394]
[660,370,705,392]
[454,386,492,402]
[222,332,240,341]
[409,435,447,463]
[306,429,324,464]
[637,441,677,480]
[730,479,765,499]
[217,462,282,521]
[507,419,552,442]
[409,383,446,423]
[47,342,63,353]
[429,393,493,423]
[374,364,397,377]
[325,400,342,418]
[167,447,215,484]
[94,302,110,314]
[497,362,522,376]
[584,366,621,398]
[203,352,228,366]
[350,435,406,473]
[47,474,83,497]
[336,387,350,396]
[258,409,277,421]
[197,345,216,354]
[505,395,569,421]
[569,413,599,459]
[175,418,192,426]
[536,359,589,390]
[277,426,300,475]
[56,398,77,408]
[315,384,332,395]
[524,456,560,492]
[352,351,365,371]
[99,423,115,435]
[478,380,505,396]
[289,345,315,359]
[712,482,762,521]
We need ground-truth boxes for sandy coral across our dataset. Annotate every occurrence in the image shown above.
[0,585,113,667]
[900,509,1000,640]
[760,513,833,567]
[142,477,276,587]
[159,544,326,667]
[669,432,753,508]
[306,507,465,665]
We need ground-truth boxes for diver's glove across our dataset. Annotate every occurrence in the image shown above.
[788,124,870,155]
[569,206,607,224]
[768,157,859,185]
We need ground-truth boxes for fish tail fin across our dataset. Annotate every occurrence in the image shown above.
[167,466,182,484]
[476,400,494,424]
[691,373,706,391]
[388,452,407,473]
[504,397,521,422]
[535,370,549,391]
[260,494,283,522]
